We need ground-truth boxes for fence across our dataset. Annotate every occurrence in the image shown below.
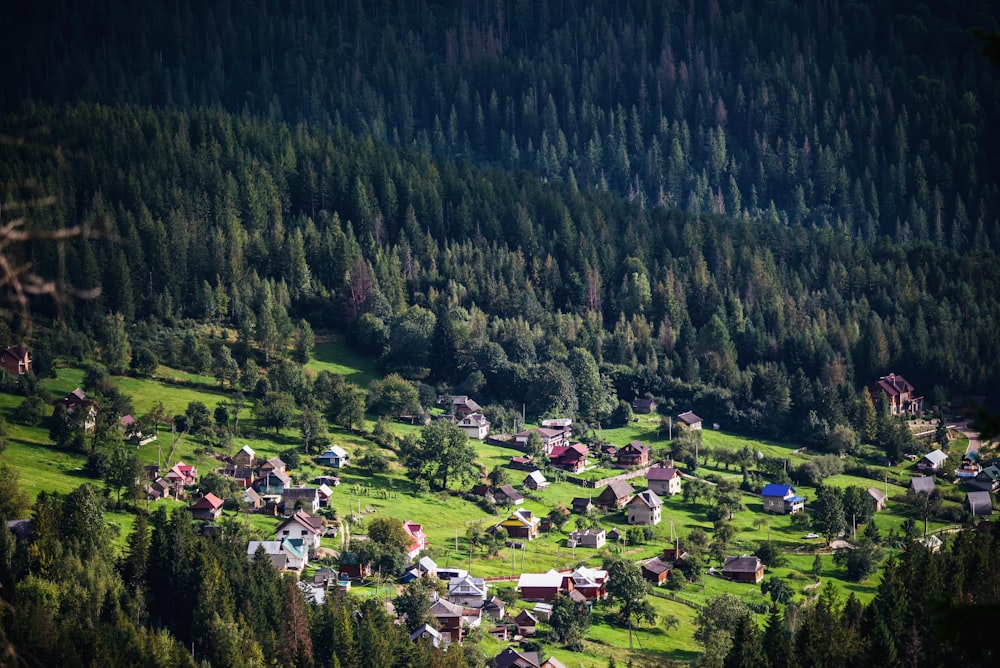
[566,464,655,488]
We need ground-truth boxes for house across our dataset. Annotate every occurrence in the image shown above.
[570,497,595,515]
[281,487,320,513]
[867,487,888,512]
[647,464,682,496]
[760,484,805,514]
[248,539,308,571]
[495,509,540,540]
[470,484,497,504]
[517,571,564,602]
[966,491,994,516]
[514,609,538,637]
[563,566,608,600]
[540,506,568,532]
[495,484,525,506]
[316,484,334,507]
[241,487,263,510]
[145,477,172,501]
[191,492,225,521]
[444,395,483,418]
[0,345,31,376]
[677,410,703,431]
[165,461,198,488]
[403,520,427,560]
[524,470,549,490]
[918,534,944,552]
[6,519,33,542]
[969,465,1000,492]
[567,528,606,549]
[275,510,324,550]
[313,567,338,588]
[429,597,480,643]
[448,575,488,607]
[494,647,542,668]
[596,480,635,509]
[918,449,948,472]
[632,397,657,414]
[402,556,439,583]
[548,443,589,472]
[410,623,444,648]
[616,441,651,468]
[607,528,623,542]
[313,475,340,487]
[722,555,765,584]
[222,464,255,488]
[873,373,924,415]
[509,455,535,471]
[233,445,255,467]
[119,415,152,445]
[627,489,663,525]
[911,476,936,495]
[641,557,671,586]
[481,596,506,621]
[57,388,98,430]
[457,412,491,440]
[317,445,349,468]
[436,567,468,581]
[255,469,291,495]
[337,550,372,578]
[514,427,568,455]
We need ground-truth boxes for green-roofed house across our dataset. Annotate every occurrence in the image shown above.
[969,465,1000,493]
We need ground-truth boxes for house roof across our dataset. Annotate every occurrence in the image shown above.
[448,575,487,596]
[761,484,795,498]
[276,510,323,536]
[622,440,651,454]
[242,488,262,503]
[911,476,936,494]
[632,398,657,409]
[482,596,506,612]
[261,470,291,485]
[429,597,466,618]
[677,410,702,425]
[549,443,588,460]
[876,373,915,396]
[516,427,564,440]
[570,497,593,509]
[321,445,348,458]
[517,571,563,589]
[598,480,636,500]
[569,528,605,539]
[499,509,538,529]
[967,491,993,514]
[410,622,443,643]
[263,456,286,469]
[282,487,319,502]
[526,470,547,484]
[921,450,948,465]
[494,648,541,668]
[460,412,490,426]
[497,484,524,502]
[867,487,888,503]
[192,492,224,510]
[515,609,538,625]
[723,555,763,573]
[978,465,1000,481]
[647,465,680,481]
[630,489,663,509]
[642,557,671,575]
[238,445,255,457]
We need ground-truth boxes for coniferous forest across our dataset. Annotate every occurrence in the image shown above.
[1,0,1000,666]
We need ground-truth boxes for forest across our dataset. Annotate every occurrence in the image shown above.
[1,1,1000,666]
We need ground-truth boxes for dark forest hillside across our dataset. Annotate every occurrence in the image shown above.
[2,0,998,251]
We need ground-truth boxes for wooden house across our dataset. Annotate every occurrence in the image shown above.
[494,509,540,540]
[632,397,657,414]
[616,441,651,467]
[596,480,635,509]
[191,492,225,521]
[722,556,764,584]
[641,557,671,586]
[677,410,703,430]
[457,412,490,439]
[760,484,805,514]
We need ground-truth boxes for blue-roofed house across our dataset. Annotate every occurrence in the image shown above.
[760,484,806,514]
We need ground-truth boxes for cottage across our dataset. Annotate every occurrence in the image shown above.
[632,397,658,414]
[596,480,635,509]
[429,597,480,643]
[233,445,256,467]
[564,566,608,600]
[911,476,936,495]
[616,441,651,467]
[867,487,888,512]
[918,449,948,472]
[410,623,444,648]
[627,489,663,525]
[457,412,490,440]
[722,555,764,584]
[403,520,427,560]
[316,484,334,507]
[966,491,994,517]
[495,509,540,540]
[495,484,525,506]
[918,534,944,552]
[646,464,682,496]
[165,461,198,488]
[641,557,671,586]
[281,487,320,513]
[524,470,549,490]
[677,410,703,430]
[401,556,439,583]
[509,456,535,471]
[240,486,262,510]
[607,528,623,542]
[470,484,496,504]
[532,602,553,621]
[438,395,483,418]
[317,445,350,468]
[514,609,538,637]
[570,497,595,515]
[760,484,805,514]
[275,510,324,550]
[494,647,541,668]
[190,492,225,521]
[222,464,255,488]
[337,550,373,578]
[258,456,287,475]
[514,427,568,455]
[248,539,308,571]
[567,528,606,549]
[517,571,564,602]
[448,575,488,607]
[873,373,924,416]
[57,388,98,431]
[313,567,338,588]
[255,469,291,495]
[969,465,1000,492]
[0,345,31,376]
[481,596,506,621]
[548,443,589,472]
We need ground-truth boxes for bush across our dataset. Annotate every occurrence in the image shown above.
[85,451,111,479]
[15,395,48,426]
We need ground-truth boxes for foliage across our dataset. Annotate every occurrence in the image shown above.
[400,420,478,490]
[761,577,794,605]
[834,539,884,582]
[812,486,847,545]
[549,593,592,645]
[606,559,656,628]
[366,374,420,417]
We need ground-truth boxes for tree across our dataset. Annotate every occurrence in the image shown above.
[105,445,141,506]
[131,345,159,377]
[695,594,752,668]
[100,312,132,375]
[367,373,420,416]
[606,559,656,630]
[834,539,883,581]
[683,478,710,505]
[673,428,703,470]
[331,385,367,432]
[723,612,766,668]
[212,345,239,387]
[14,395,47,426]
[549,593,592,645]
[812,553,824,579]
[567,347,614,422]
[185,401,213,435]
[755,541,787,568]
[367,516,409,552]
[402,419,478,490]
[299,407,326,454]
[293,319,315,363]
[761,576,794,604]
[487,465,509,487]
[358,442,389,476]
[812,485,846,545]
[143,400,167,435]
[253,392,296,434]
[0,462,30,519]
[901,488,942,537]
[394,578,434,633]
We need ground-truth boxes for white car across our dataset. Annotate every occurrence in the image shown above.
[803,533,820,539]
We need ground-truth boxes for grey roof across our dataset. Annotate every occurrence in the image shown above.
[967,491,993,515]
[677,410,703,425]
[631,489,663,509]
[911,476,936,494]
[599,480,636,500]
[921,450,948,466]
[723,555,762,573]
[642,557,671,575]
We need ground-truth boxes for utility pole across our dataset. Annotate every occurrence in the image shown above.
[668,417,672,440]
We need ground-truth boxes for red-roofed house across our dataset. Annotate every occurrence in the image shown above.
[873,373,924,416]
[616,441,651,467]
[165,461,198,488]
[191,493,225,521]
[403,520,427,560]
[549,444,589,472]
[0,345,31,376]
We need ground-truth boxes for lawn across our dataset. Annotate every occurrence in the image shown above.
[305,335,378,387]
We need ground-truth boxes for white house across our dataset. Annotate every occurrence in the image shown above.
[448,575,488,607]
[626,490,663,525]
[918,449,948,472]
[317,445,349,468]
[274,510,324,550]
[457,412,490,440]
